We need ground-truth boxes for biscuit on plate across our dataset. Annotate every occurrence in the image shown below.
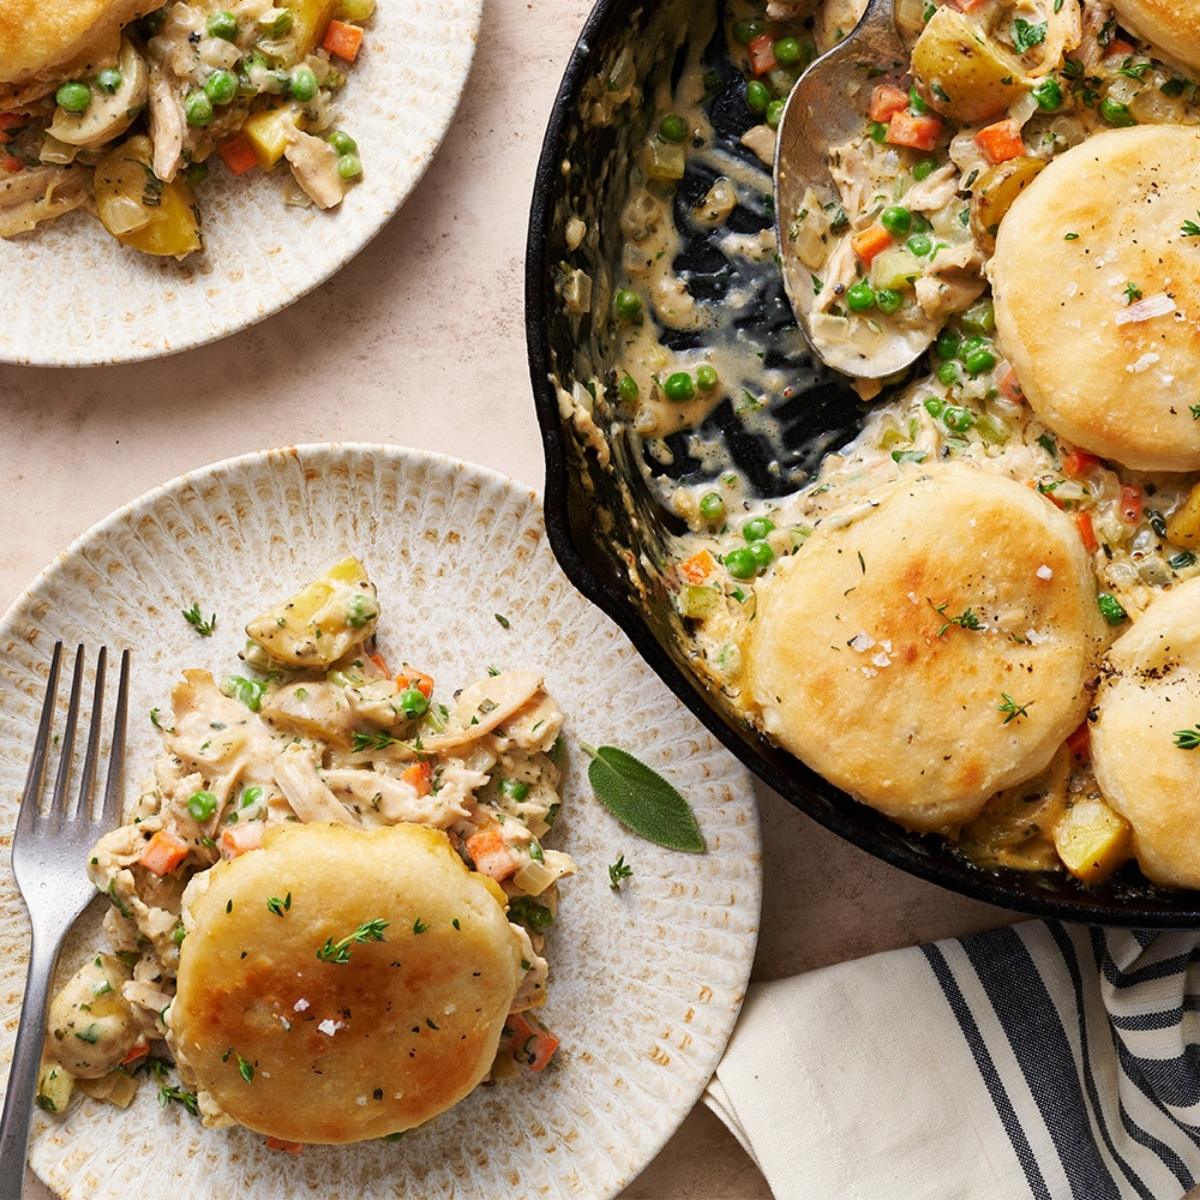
[170,823,525,1143]
[743,466,1103,832]
[991,126,1200,472]
[1092,577,1200,888]
[1109,0,1200,73]
[0,0,155,88]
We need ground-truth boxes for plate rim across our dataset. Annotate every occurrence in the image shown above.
[1,440,763,1200]
[0,0,483,370]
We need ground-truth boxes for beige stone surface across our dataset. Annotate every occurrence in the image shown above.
[0,0,1017,1195]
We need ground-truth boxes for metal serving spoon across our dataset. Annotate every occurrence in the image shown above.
[774,0,932,379]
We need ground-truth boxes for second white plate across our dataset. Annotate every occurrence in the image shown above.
[0,443,761,1200]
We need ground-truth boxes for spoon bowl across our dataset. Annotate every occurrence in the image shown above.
[774,0,933,379]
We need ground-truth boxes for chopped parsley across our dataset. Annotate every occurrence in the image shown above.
[608,854,634,890]
[352,728,399,752]
[1182,214,1200,238]
[266,893,292,917]
[158,1083,199,1115]
[1123,282,1143,304]
[1173,726,1200,750]
[182,603,216,638]
[413,917,429,934]
[316,917,389,963]
[997,694,1032,725]
[930,600,983,636]
[507,896,554,932]
[494,613,511,629]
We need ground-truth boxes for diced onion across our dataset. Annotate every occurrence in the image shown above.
[101,195,151,235]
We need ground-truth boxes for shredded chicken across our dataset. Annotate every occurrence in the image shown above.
[0,165,90,237]
[147,66,185,182]
[284,128,345,209]
[273,746,359,825]
[905,163,960,213]
[915,243,987,320]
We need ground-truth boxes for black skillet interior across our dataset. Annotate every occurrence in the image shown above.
[524,0,1200,926]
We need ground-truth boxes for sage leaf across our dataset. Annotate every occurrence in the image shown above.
[581,744,706,853]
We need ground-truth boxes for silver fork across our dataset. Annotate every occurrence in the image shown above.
[0,643,129,1194]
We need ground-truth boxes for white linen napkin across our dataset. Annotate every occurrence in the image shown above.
[705,922,1200,1200]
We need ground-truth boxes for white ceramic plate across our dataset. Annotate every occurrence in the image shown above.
[0,444,761,1200]
[0,1,480,367]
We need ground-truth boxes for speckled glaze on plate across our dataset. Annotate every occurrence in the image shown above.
[0,444,761,1200]
[0,1,481,368]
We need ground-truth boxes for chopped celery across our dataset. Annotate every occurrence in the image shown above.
[678,585,720,619]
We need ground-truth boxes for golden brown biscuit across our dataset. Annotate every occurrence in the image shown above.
[992,126,1200,472]
[170,823,525,1143]
[1092,577,1200,887]
[0,0,155,86]
[744,466,1103,831]
[1110,0,1200,73]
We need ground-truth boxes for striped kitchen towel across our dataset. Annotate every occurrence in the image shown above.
[705,922,1200,1200]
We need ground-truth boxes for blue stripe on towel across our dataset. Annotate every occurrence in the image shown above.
[922,941,1051,1200]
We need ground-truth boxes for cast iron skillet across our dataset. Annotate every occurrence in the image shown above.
[524,0,1200,926]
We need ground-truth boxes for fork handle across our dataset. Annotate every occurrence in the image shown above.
[0,927,60,1194]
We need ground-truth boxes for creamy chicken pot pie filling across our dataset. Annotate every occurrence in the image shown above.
[567,0,1200,886]
[37,558,573,1127]
[0,0,375,257]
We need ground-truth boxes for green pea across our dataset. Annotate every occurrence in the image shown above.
[912,157,938,181]
[187,790,218,822]
[327,129,357,155]
[172,925,187,946]
[743,516,775,542]
[868,120,888,143]
[290,65,318,102]
[55,82,91,113]
[936,361,960,386]
[204,68,237,105]
[185,161,209,184]
[908,86,928,115]
[906,234,932,257]
[699,492,725,522]
[337,153,362,180]
[745,80,770,114]
[732,18,764,44]
[399,687,429,719]
[923,396,944,418]
[96,68,123,94]
[846,281,875,312]
[876,288,903,315]
[965,348,997,375]
[664,371,696,403]
[498,777,530,802]
[659,113,688,143]
[935,330,960,360]
[748,540,774,569]
[724,547,758,580]
[695,364,719,391]
[613,289,642,321]
[207,10,238,39]
[766,98,785,129]
[880,205,911,236]
[773,37,802,65]
[617,374,639,403]
[1100,96,1135,126]
[943,405,975,433]
[958,335,986,360]
[1032,77,1062,111]
[184,90,213,126]
[1097,592,1127,625]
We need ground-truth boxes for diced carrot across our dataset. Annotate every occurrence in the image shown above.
[747,33,777,76]
[401,761,432,797]
[952,0,990,10]
[1066,722,1091,764]
[2,154,23,174]
[505,1012,560,1073]
[998,367,1024,403]
[886,110,943,151]
[0,113,22,131]
[679,549,716,584]
[975,119,1025,164]
[368,651,390,675]
[265,1137,304,1155]
[138,829,189,876]
[1075,511,1099,555]
[466,826,518,881]
[322,19,364,61]
[121,1042,149,1066]
[851,224,893,264]
[868,84,909,123]
[1062,450,1100,479]
[1103,38,1135,58]
[220,821,265,858]
[395,669,434,699]
[218,134,258,177]
[1119,484,1143,524]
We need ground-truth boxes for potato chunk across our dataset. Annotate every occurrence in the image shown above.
[285,0,339,55]
[1167,482,1200,549]
[1054,796,1132,884]
[246,556,379,668]
[971,156,1046,251]
[912,8,1029,124]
